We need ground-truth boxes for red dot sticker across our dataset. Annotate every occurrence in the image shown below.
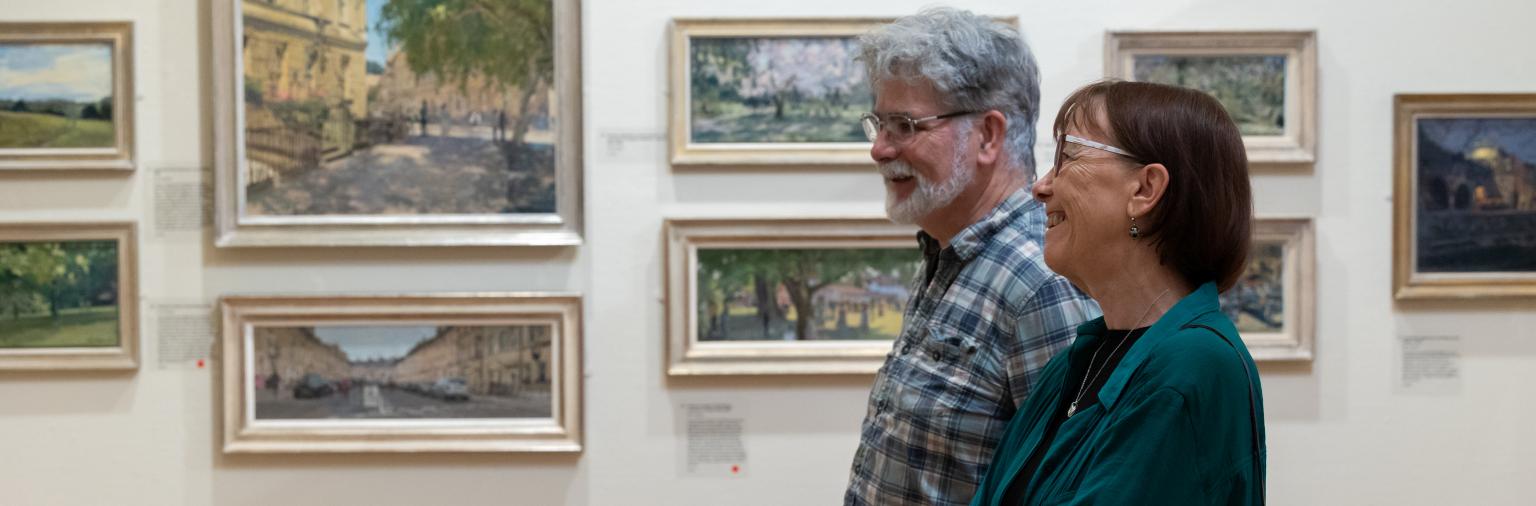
[196,359,205,368]
[731,465,740,474]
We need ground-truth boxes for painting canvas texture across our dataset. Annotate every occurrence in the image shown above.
[240,0,556,216]
[0,239,120,349]
[1220,240,1285,334]
[1133,54,1286,136]
[689,36,869,144]
[1414,117,1536,273]
[0,43,116,149]
[252,324,553,420]
[695,247,920,342]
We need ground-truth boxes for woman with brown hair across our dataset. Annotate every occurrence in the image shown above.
[970,80,1266,505]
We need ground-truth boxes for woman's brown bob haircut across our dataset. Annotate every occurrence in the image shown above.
[1051,80,1253,292]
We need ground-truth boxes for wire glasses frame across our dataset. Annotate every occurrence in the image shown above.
[859,111,976,143]
[1051,134,1143,177]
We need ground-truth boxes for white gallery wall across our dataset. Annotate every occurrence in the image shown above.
[2,0,1534,504]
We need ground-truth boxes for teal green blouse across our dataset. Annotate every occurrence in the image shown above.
[971,282,1266,505]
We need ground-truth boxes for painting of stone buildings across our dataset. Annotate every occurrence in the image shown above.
[1220,241,1285,334]
[695,247,920,342]
[252,324,553,420]
[240,0,556,216]
[1415,117,1536,272]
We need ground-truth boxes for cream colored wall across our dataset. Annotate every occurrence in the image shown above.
[2,0,1534,504]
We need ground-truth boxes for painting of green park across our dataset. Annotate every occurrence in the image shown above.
[0,43,116,149]
[1133,54,1286,136]
[696,247,920,342]
[0,240,120,348]
[689,36,869,144]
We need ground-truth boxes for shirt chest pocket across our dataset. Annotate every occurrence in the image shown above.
[892,323,1000,415]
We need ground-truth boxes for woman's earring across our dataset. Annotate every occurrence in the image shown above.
[1129,217,1140,239]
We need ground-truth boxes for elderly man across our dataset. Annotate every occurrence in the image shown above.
[846,8,1099,505]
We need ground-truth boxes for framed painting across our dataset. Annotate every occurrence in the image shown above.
[1393,94,1536,299]
[0,22,134,171]
[669,18,887,168]
[212,0,582,246]
[1219,218,1314,361]
[1105,31,1316,164]
[664,218,920,375]
[220,294,582,453]
[0,222,138,370]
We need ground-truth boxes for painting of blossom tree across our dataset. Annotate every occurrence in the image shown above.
[689,36,869,144]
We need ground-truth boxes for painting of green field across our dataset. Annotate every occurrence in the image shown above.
[0,43,116,148]
[0,240,120,348]
[1220,241,1285,333]
[696,247,919,341]
[1133,55,1286,136]
[689,37,869,144]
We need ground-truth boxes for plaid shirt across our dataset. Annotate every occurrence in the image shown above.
[845,189,1100,505]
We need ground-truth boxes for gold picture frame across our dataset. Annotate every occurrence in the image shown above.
[211,0,583,247]
[1105,30,1317,164]
[219,294,582,453]
[0,222,138,370]
[1393,93,1536,299]
[1221,218,1315,361]
[0,22,134,171]
[664,217,919,375]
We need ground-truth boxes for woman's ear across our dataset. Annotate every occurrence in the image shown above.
[975,110,1007,167]
[1126,163,1170,218]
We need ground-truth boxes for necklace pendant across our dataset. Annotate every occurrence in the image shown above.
[1066,401,1078,418]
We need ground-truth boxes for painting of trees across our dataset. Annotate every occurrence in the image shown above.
[1133,55,1287,136]
[0,240,119,348]
[689,36,869,143]
[696,247,920,341]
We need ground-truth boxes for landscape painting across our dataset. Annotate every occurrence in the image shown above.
[239,0,558,217]
[0,43,116,149]
[695,247,919,342]
[1220,240,1285,334]
[1133,54,1286,136]
[688,36,869,144]
[1412,117,1536,274]
[252,324,553,420]
[0,239,121,349]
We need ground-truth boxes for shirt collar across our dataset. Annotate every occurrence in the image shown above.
[1072,281,1223,409]
[914,187,1039,262]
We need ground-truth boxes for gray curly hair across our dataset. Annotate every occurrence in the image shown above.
[858,7,1042,177]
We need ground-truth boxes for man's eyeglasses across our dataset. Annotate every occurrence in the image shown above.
[860,111,976,143]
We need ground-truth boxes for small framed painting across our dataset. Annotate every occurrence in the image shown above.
[0,222,138,370]
[1219,218,1315,361]
[1393,94,1536,299]
[0,22,134,170]
[1105,31,1316,164]
[664,218,921,375]
[219,294,582,453]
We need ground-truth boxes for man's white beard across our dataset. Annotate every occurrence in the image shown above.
[881,134,975,224]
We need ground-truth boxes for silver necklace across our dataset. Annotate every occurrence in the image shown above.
[1066,288,1170,418]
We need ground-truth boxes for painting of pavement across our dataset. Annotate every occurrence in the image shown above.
[240,0,556,217]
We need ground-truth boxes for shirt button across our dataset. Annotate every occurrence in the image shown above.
[901,344,911,354]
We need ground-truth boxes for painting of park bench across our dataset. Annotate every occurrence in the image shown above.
[1106,31,1316,164]
[669,19,887,167]
[214,0,581,246]
[0,222,138,370]
[1394,94,1536,299]
[665,218,920,375]
[1218,218,1313,361]
[0,23,134,170]
[221,294,583,453]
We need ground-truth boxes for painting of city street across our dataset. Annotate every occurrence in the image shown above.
[252,324,553,421]
[689,36,869,144]
[1133,54,1286,136]
[0,42,115,149]
[240,0,557,216]
[0,239,120,349]
[695,247,919,342]
[1414,117,1536,273]
[1220,241,1285,334]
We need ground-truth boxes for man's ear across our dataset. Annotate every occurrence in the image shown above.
[976,110,1007,168]
[1127,163,1170,218]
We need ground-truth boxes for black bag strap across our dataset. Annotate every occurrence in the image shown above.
[1183,321,1266,505]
